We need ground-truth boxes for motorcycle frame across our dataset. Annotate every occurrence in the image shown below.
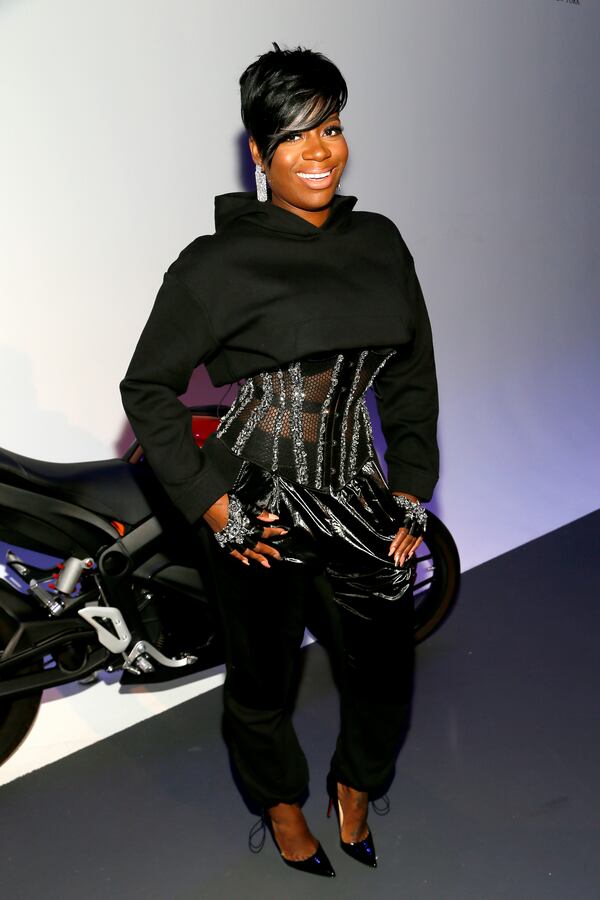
[0,478,171,700]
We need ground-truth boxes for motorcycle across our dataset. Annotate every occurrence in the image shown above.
[0,404,460,768]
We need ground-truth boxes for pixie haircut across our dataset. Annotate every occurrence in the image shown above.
[239,41,348,171]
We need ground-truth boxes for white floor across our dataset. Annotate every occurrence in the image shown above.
[0,632,315,787]
[0,664,226,787]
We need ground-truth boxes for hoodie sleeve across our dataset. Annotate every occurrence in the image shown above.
[373,240,440,502]
[119,269,238,524]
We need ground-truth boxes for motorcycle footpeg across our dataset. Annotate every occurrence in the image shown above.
[119,656,206,686]
[122,639,198,674]
[124,654,155,675]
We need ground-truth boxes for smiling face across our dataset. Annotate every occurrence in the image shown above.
[248,111,349,227]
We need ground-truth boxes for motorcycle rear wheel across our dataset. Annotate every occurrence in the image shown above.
[0,611,43,766]
[412,511,461,644]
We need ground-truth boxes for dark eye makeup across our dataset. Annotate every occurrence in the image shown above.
[284,124,344,142]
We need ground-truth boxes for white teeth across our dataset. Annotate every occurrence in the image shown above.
[297,169,332,179]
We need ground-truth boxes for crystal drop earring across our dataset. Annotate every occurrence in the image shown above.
[336,180,342,192]
[255,163,268,202]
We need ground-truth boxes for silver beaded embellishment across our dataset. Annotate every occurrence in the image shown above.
[360,399,375,452]
[289,362,309,484]
[364,349,397,395]
[339,350,368,485]
[314,353,344,489]
[231,372,273,454]
[354,348,397,460]
[392,494,428,532]
[213,494,253,549]
[215,379,255,439]
[271,369,286,474]
[348,399,365,486]
[270,471,283,514]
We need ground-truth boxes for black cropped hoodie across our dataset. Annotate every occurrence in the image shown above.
[119,191,439,524]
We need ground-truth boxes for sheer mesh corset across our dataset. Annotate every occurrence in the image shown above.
[214,347,397,492]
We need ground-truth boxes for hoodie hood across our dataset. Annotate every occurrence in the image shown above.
[214,190,358,237]
[161,186,419,391]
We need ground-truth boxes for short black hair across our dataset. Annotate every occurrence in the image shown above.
[239,41,348,171]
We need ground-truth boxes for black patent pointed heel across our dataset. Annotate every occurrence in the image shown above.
[326,775,378,868]
[249,808,336,877]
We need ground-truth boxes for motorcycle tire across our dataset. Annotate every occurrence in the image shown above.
[0,608,43,767]
[412,510,461,644]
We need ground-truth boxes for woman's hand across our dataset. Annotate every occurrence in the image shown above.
[388,491,424,567]
[203,493,289,568]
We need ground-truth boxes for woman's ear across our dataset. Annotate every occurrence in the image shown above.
[248,135,263,169]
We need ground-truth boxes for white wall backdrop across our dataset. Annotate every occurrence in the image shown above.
[1,0,598,569]
[0,0,598,782]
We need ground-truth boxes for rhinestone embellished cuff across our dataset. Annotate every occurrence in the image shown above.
[213,494,262,553]
[392,494,428,535]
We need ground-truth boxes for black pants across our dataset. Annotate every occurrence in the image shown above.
[201,455,416,809]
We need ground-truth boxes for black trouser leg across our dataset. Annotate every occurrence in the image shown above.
[202,515,311,809]
[326,586,415,798]
[291,457,417,799]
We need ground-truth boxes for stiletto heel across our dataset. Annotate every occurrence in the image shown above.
[249,808,336,877]
[326,774,378,868]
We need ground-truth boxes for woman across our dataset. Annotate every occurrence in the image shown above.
[120,42,439,878]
